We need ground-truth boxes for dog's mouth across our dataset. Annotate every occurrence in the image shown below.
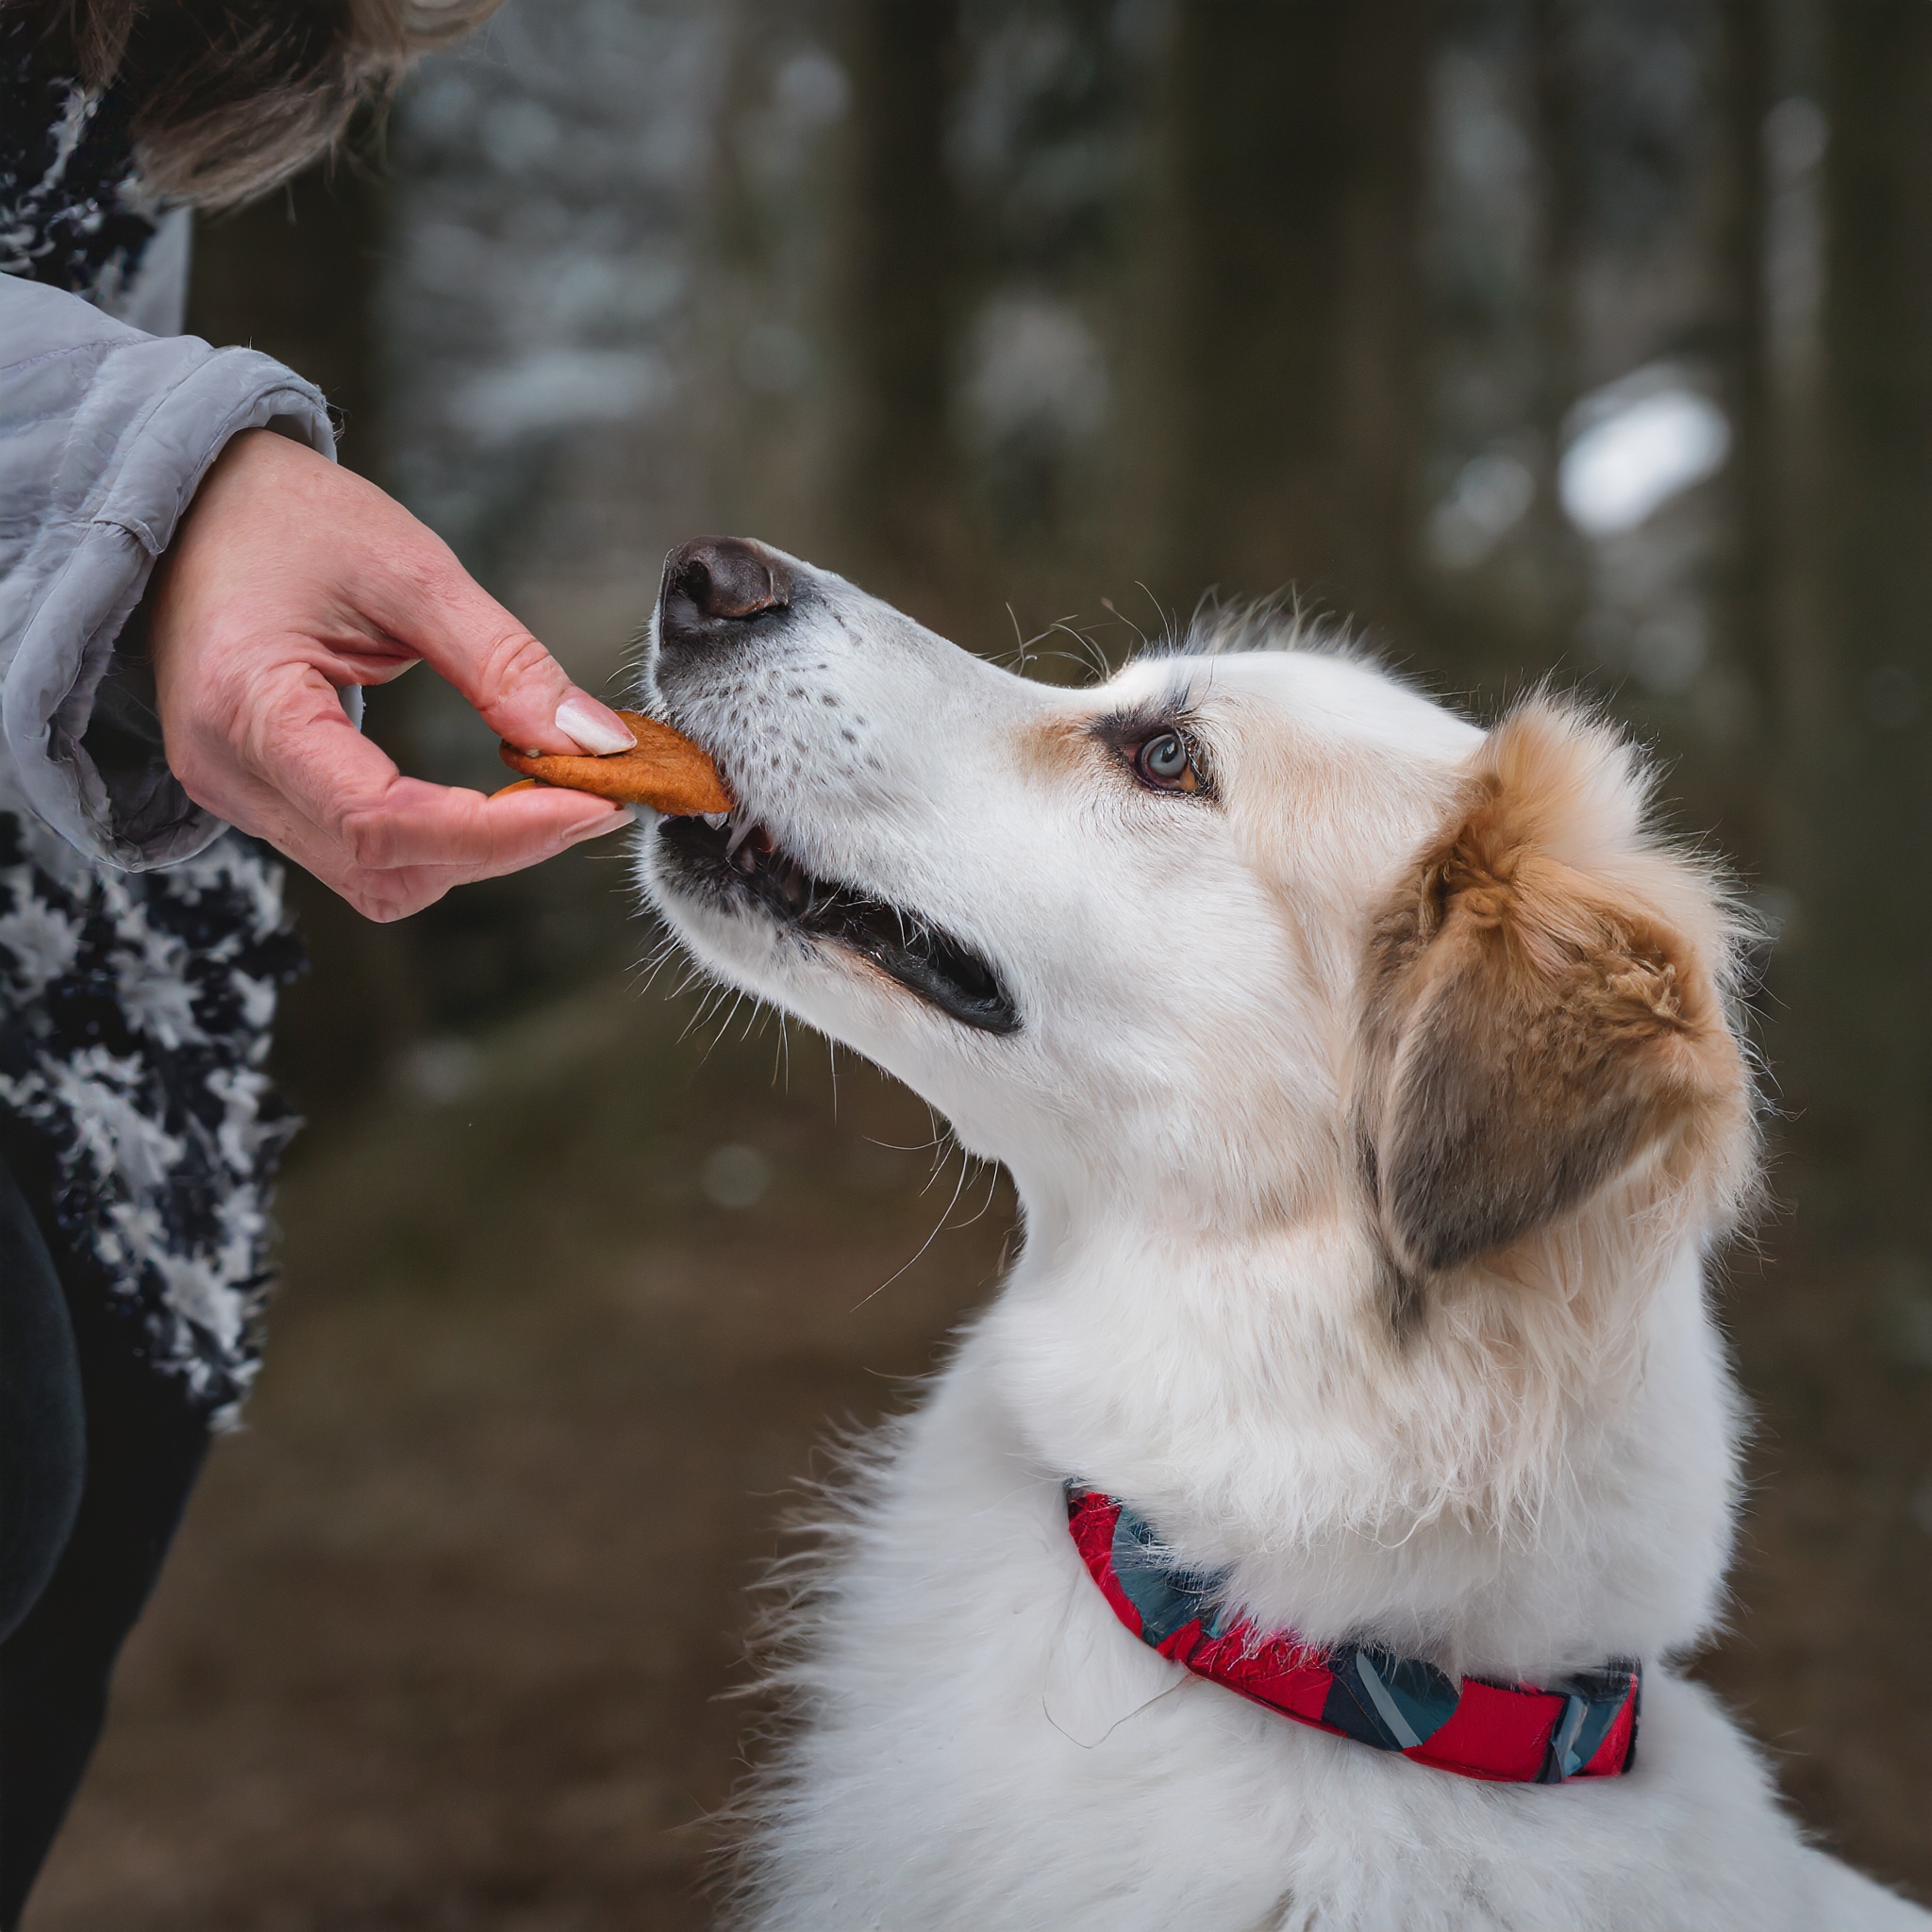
[657,811,1021,1036]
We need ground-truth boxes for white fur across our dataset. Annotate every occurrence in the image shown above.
[639,552,1929,1932]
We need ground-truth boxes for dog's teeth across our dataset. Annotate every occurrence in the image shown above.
[725,816,756,862]
[702,812,728,829]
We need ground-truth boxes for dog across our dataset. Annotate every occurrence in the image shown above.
[638,536,1930,1931]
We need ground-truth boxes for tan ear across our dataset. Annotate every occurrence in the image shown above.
[1357,702,1749,1290]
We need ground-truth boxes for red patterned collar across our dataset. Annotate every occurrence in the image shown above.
[1068,1486,1640,1784]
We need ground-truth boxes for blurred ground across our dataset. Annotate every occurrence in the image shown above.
[25,947,1932,1930]
[27,960,1013,1931]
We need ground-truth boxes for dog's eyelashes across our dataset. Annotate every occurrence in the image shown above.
[1133,731,1201,793]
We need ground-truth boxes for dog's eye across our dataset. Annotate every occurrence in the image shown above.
[1133,731,1200,792]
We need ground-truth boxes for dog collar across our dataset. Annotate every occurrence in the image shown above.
[1068,1486,1640,1784]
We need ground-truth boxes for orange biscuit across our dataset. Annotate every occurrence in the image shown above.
[497,710,733,814]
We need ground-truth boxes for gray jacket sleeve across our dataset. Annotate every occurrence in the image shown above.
[0,274,336,869]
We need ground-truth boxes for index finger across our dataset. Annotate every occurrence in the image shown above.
[355,526,633,756]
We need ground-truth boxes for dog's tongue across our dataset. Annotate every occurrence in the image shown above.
[496,710,732,815]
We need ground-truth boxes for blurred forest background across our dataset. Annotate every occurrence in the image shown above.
[31,0,1931,1925]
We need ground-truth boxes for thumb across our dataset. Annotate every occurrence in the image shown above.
[370,527,636,757]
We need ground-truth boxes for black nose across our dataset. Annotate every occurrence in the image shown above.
[658,536,791,645]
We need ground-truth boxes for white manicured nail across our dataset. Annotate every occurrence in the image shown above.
[556,696,636,756]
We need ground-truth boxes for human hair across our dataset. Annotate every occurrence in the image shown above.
[15,0,500,208]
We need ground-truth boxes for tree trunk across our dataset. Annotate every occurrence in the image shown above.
[841,0,963,615]
[1168,0,1429,641]
[1710,0,1775,874]
[1792,0,1932,1252]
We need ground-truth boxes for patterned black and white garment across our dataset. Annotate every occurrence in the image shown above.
[0,12,303,1436]
[0,14,166,304]
[0,809,302,1428]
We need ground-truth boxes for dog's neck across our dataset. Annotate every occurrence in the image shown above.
[980,1182,1740,1684]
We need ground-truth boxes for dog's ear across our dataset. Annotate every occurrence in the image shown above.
[1357,701,1750,1289]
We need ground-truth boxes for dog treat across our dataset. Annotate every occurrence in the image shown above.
[496,710,732,814]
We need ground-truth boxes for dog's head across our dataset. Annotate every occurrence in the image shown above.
[641,537,1755,1294]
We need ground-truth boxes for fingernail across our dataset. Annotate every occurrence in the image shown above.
[556,695,636,756]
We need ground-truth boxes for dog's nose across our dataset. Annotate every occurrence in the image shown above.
[658,536,791,646]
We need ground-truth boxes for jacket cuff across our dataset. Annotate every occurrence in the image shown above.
[4,349,333,870]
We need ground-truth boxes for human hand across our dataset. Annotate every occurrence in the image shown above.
[149,428,631,921]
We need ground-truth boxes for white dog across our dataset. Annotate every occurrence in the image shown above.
[638,537,1929,1932]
